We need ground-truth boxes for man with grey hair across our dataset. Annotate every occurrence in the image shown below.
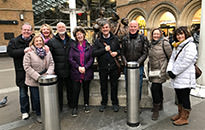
[47,22,74,112]
[121,20,149,112]
[93,20,120,112]
[7,23,33,120]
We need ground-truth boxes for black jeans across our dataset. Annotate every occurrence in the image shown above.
[175,88,191,109]
[99,69,119,106]
[72,80,90,109]
[151,83,163,104]
[57,77,73,111]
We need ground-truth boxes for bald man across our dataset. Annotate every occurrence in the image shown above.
[121,20,149,111]
[47,22,75,112]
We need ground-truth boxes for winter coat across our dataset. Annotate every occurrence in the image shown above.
[23,45,54,87]
[92,33,120,71]
[47,33,74,78]
[149,38,172,83]
[7,34,33,87]
[121,31,149,66]
[69,40,94,81]
[166,37,197,89]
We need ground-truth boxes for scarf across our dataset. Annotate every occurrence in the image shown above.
[41,34,50,44]
[129,32,138,39]
[151,38,161,45]
[78,40,86,82]
[172,40,184,48]
[36,47,46,59]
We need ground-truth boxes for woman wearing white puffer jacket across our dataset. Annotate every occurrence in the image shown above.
[167,26,197,126]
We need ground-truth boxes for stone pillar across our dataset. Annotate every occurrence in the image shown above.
[69,0,77,39]
[190,1,205,98]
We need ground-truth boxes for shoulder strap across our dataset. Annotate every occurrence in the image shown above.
[162,40,169,60]
[174,42,189,61]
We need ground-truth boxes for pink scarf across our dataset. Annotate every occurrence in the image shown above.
[77,40,86,82]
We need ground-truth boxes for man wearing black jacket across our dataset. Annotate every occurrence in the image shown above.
[47,22,74,111]
[93,21,120,112]
[121,20,148,112]
[7,23,33,120]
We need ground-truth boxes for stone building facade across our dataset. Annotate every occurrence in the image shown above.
[116,0,201,37]
[0,0,33,52]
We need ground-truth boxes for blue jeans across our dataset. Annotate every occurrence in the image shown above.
[124,66,144,100]
[19,86,30,114]
[29,86,41,116]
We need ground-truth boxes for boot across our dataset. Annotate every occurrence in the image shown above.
[173,108,190,126]
[152,103,160,121]
[151,102,163,112]
[171,104,182,121]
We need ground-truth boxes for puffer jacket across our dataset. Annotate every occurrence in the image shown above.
[47,33,74,78]
[23,45,54,87]
[69,40,94,81]
[92,32,120,71]
[121,31,148,66]
[166,37,197,89]
[149,38,172,83]
[7,34,33,87]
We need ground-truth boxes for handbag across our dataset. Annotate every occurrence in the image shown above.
[149,70,161,77]
[195,64,202,79]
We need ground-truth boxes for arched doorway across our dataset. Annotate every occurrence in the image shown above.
[135,16,147,35]
[159,11,176,37]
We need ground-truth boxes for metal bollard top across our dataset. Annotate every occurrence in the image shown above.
[38,74,57,84]
[127,61,139,68]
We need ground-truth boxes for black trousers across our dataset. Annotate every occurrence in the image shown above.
[57,77,73,111]
[99,69,119,106]
[151,83,163,104]
[175,88,191,109]
[72,80,90,109]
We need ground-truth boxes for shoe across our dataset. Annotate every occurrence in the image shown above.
[84,104,90,113]
[22,113,29,120]
[72,108,78,117]
[36,116,42,123]
[113,105,119,112]
[99,105,106,112]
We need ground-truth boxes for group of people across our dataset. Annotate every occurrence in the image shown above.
[7,17,198,126]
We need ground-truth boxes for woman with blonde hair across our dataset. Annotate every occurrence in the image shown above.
[40,24,53,44]
[23,34,54,122]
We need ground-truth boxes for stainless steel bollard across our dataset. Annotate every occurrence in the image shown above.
[127,61,140,127]
[38,75,60,130]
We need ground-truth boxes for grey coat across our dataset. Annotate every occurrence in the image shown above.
[149,38,172,83]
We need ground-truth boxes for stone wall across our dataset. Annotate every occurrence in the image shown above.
[64,72,152,108]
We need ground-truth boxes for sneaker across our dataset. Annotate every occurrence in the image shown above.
[99,105,106,112]
[113,105,119,112]
[84,104,90,113]
[36,116,42,123]
[72,108,78,117]
[22,113,29,120]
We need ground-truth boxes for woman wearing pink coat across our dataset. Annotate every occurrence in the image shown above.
[23,35,54,123]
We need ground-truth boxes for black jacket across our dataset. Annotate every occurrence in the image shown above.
[92,33,120,71]
[121,32,148,66]
[47,33,74,78]
[7,34,33,87]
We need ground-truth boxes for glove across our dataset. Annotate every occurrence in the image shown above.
[168,71,176,79]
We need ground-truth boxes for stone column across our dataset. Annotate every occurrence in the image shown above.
[69,0,77,39]
[190,1,205,98]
